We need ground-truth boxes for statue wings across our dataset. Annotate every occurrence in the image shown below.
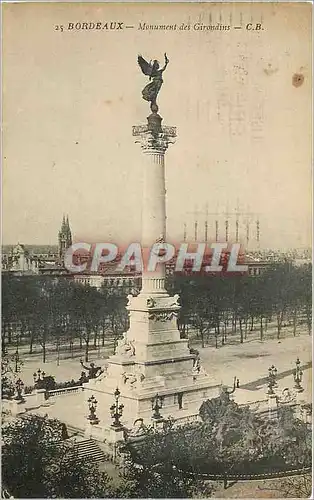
[138,55,154,76]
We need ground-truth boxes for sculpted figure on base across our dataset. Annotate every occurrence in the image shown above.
[115,333,136,357]
[138,53,169,112]
[80,360,104,380]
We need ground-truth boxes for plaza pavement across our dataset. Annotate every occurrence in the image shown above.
[17,331,311,392]
[24,332,311,430]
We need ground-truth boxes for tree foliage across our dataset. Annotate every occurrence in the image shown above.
[124,397,311,479]
[2,414,214,499]
[116,458,213,499]
[2,414,113,498]
[2,276,128,362]
[1,349,23,398]
[2,263,311,361]
[170,263,312,346]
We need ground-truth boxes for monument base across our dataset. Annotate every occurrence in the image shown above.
[83,287,218,431]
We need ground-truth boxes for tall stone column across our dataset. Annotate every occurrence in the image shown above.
[133,113,176,294]
[125,112,184,349]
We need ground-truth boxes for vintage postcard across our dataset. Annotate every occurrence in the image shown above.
[1,2,312,498]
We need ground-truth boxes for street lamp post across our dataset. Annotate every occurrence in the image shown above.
[33,368,46,387]
[267,365,278,395]
[110,388,124,428]
[87,395,99,425]
[14,349,20,373]
[293,357,303,391]
[267,365,279,420]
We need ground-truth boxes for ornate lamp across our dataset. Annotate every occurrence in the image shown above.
[110,388,124,428]
[267,365,278,395]
[15,378,25,402]
[33,368,45,385]
[151,393,163,420]
[14,349,20,373]
[87,395,99,424]
[293,357,303,391]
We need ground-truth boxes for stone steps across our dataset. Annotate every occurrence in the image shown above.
[66,423,85,438]
[72,438,107,463]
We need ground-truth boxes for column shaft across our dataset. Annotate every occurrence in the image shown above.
[133,122,176,294]
[142,151,166,290]
[142,152,166,247]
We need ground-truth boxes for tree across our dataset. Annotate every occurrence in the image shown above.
[69,283,104,361]
[171,276,199,339]
[117,458,214,498]
[105,290,129,345]
[1,349,23,398]
[119,427,214,499]
[232,276,254,343]
[199,392,261,486]
[299,263,312,335]
[125,394,311,489]
[2,414,113,498]
[1,274,18,350]
[256,406,312,471]
[190,292,213,348]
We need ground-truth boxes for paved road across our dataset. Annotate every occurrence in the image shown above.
[199,333,311,391]
[12,331,311,397]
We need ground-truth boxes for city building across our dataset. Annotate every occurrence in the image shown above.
[2,217,72,275]
[58,215,72,264]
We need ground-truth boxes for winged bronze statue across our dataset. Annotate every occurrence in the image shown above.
[137,53,169,112]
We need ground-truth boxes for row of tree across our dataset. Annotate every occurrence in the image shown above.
[1,262,312,361]
[2,276,128,362]
[170,262,312,347]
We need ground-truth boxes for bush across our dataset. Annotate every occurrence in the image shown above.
[23,385,34,395]
[54,379,81,390]
[125,399,312,478]
[30,377,82,394]
[2,377,15,399]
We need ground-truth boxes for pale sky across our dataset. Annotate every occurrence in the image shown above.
[2,2,312,250]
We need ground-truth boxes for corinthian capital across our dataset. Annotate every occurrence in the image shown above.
[133,125,176,154]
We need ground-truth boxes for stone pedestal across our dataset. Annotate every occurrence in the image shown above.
[108,426,125,443]
[267,393,278,420]
[295,387,306,420]
[84,112,218,432]
[36,388,46,405]
[8,399,25,417]
[84,421,93,439]
[301,404,312,425]
[295,387,305,405]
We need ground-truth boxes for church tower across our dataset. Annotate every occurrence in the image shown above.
[58,215,72,263]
